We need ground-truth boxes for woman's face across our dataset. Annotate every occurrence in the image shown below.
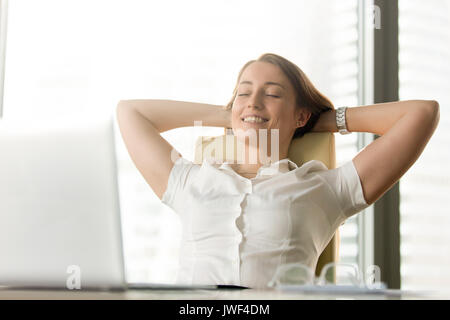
[231,61,311,150]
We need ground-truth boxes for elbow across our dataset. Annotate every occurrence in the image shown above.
[429,100,440,126]
[116,100,136,113]
[420,100,440,130]
[116,100,125,111]
[116,100,136,120]
[424,99,440,116]
[117,99,140,107]
[116,101,126,117]
[117,100,129,108]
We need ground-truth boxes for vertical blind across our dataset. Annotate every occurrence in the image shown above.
[398,0,450,291]
[2,0,364,283]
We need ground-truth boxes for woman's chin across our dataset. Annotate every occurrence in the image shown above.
[235,124,269,134]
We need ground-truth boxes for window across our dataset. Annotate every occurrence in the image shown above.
[2,0,365,283]
[398,0,450,290]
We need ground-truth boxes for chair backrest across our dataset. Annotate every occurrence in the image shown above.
[193,128,340,278]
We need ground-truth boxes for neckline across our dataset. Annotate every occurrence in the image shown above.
[213,158,298,180]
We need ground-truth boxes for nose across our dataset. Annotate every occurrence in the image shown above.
[247,93,263,110]
[247,104,262,110]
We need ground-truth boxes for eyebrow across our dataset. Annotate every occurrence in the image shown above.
[239,80,285,90]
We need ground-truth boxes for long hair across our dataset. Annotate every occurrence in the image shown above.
[223,53,334,139]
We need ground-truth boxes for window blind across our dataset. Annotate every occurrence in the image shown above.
[2,0,363,283]
[398,0,450,291]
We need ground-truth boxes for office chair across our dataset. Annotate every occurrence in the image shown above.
[193,128,340,279]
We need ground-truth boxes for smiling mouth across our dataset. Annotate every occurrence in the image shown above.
[241,120,268,125]
[241,118,269,124]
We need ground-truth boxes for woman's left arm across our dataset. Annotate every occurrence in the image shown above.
[312,100,440,205]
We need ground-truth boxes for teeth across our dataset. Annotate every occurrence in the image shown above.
[243,116,267,123]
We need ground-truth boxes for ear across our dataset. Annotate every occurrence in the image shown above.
[295,108,312,128]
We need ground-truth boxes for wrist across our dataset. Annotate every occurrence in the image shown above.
[336,106,351,135]
[312,109,337,133]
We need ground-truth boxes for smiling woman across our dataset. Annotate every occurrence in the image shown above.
[222,52,335,175]
[117,49,439,288]
[116,52,378,289]
[224,53,334,139]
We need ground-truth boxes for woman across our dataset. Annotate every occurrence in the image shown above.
[116,53,439,289]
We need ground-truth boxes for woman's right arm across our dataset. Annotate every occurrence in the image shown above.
[118,99,231,132]
[116,99,231,200]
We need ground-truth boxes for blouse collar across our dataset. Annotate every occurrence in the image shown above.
[205,158,299,177]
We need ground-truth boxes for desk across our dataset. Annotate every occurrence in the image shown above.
[0,287,448,300]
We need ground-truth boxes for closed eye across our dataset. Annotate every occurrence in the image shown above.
[238,94,280,98]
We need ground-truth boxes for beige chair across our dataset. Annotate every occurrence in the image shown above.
[194,128,340,279]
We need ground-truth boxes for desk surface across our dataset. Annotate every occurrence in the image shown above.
[0,287,448,300]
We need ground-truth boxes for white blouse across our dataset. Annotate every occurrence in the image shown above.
[161,156,369,289]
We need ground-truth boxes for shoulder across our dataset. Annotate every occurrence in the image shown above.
[293,160,330,178]
[161,156,200,205]
[168,157,231,190]
[170,156,202,183]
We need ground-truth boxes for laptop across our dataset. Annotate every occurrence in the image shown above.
[0,114,246,291]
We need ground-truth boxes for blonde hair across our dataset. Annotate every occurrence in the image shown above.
[224,53,334,139]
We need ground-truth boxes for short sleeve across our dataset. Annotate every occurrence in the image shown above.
[161,156,196,212]
[316,159,370,220]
